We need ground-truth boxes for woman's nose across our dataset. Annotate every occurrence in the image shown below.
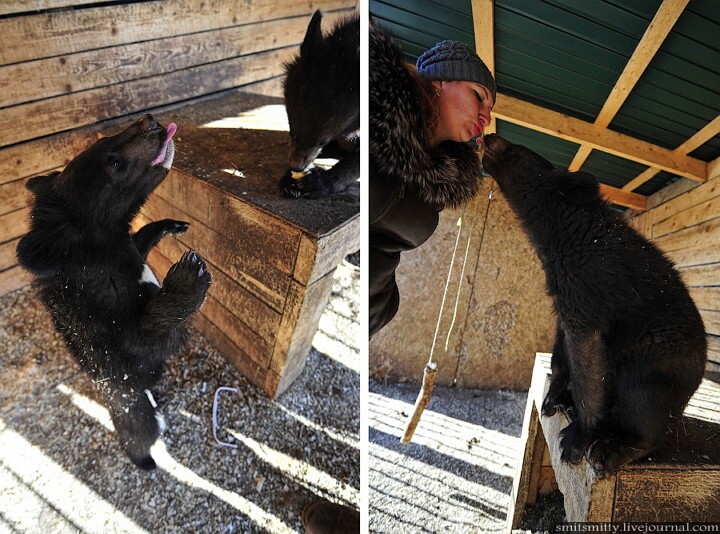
[478,110,491,127]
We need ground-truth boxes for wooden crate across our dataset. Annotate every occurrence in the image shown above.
[508,353,720,526]
[134,92,359,398]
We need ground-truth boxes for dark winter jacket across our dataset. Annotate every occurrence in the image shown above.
[369,23,484,337]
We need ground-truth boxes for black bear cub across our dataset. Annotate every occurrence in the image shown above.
[280,9,360,199]
[17,115,212,470]
[482,134,706,476]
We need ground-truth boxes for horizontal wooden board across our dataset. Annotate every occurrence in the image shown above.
[667,242,720,269]
[0,238,20,271]
[135,213,282,343]
[145,246,272,369]
[146,248,267,389]
[155,170,302,277]
[0,47,295,148]
[0,0,355,65]
[0,1,100,16]
[701,310,720,338]
[653,197,720,239]
[649,178,720,234]
[681,263,720,288]
[0,178,31,217]
[0,79,287,185]
[141,193,289,312]
[494,93,707,183]
[294,218,359,284]
[614,469,720,522]
[708,335,720,365]
[0,265,32,296]
[654,217,720,253]
[0,208,30,244]
[0,13,351,108]
[689,287,720,312]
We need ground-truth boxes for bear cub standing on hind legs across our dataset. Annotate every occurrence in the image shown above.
[280,9,360,199]
[482,134,706,477]
[17,115,212,470]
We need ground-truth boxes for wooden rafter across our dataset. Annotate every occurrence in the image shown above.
[471,0,495,134]
[493,93,707,183]
[623,114,720,192]
[568,0,689,172]
[599,184,647,211]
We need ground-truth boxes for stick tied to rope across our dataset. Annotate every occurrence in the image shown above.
[400,362,438,444]
[400,209,466,445]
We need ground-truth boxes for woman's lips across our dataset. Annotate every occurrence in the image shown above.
[474,124,482,135]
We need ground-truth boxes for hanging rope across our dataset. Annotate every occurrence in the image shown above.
[401,206,467,445]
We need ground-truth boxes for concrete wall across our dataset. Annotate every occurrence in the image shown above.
[369,178,555,390]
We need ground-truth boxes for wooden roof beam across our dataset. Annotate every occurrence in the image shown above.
[472,0,495,134]
[568,0,689,172]
[493,93,707,183]
[598,184,647,211]
[623,114,720,192]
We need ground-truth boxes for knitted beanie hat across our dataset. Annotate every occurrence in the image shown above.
[416,40,496,102]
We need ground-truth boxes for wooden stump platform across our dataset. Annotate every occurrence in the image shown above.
[135,91,359,398]
[508,353,720,526]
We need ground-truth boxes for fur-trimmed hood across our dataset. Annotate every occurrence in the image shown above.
[369,22,483,208]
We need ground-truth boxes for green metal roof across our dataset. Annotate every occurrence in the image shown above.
[370,0,720,203]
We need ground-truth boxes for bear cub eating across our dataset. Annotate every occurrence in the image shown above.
[280,10,360,199]
[482,134,706,476]
[17,115,212,470]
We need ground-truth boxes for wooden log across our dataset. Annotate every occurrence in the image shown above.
[0,47,295,148]
[0,0,355,65]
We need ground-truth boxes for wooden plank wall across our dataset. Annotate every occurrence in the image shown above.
[631,173,720,372]
[0,0,356,297]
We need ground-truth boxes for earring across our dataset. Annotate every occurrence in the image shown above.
[435,87,442,97]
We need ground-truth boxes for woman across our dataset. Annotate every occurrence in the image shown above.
[369,23,496,337]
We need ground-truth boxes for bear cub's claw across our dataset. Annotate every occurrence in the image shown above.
[164,250,212,310]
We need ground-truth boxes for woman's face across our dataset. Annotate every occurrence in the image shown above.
[433,81,494,145]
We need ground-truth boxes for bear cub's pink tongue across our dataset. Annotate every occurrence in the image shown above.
[152,122,177,166]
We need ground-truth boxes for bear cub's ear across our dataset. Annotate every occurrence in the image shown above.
[26,171,61,193]
[559,171,600,205]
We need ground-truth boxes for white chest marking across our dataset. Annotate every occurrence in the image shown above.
[140,264,160,287]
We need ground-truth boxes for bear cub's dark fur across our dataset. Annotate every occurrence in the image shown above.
[17,115,212,470]
[280,9,359,199]
[482,134,706,476]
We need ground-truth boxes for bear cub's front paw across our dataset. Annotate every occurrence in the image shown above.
[162,219,190,236]
[163,251,212,313]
